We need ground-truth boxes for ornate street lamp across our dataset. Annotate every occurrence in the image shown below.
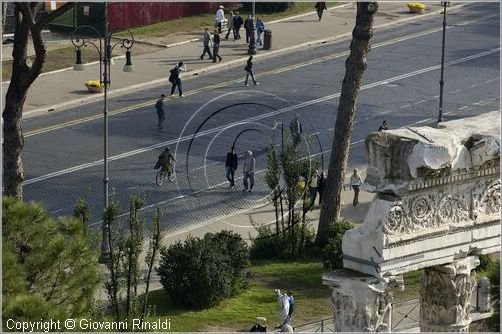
[71,25,134,263]
[438,1,449,123]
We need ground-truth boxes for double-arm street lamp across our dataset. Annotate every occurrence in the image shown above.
[71,24,134,263]
[438,1,449,123]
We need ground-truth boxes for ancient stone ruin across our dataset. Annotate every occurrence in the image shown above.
[323,111,500,332]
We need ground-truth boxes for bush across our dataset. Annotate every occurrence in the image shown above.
[487,259,500,332]
[2,197,101,322]
[157,231,249,309]
[250,216,315,260]
[321,220,354,270]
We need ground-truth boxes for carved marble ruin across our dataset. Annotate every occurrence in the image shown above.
[323,111,500,332]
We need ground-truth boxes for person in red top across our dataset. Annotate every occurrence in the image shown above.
[315,2,327,21]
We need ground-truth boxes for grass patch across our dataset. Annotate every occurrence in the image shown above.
[145,260,331,332]
[117,2,338,39]
[2,46,107,81]
[393,270,421,300]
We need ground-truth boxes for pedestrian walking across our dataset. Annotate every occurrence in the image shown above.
[233,12,244,40]
[155,94,166,129]
[378,120,389,132]
[242,150,255,192]
[350,169,363,206]
[289,113,303,146]
[225,11,235,40]
[244,15,255,44]
[225,146,238,188]
[215,5,225,33]
[212,31,222,62]
[317,171,326,205]
[200,28,213,60]
[283,291,295,326]
[308,171,319,208]
[255,17,265,46]
[315,2,327,21]
[244,56,259,86]
[169,61,186,97]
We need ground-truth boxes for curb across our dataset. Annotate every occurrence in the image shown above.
[22,3,468,118]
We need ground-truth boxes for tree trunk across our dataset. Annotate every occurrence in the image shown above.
[316,2,378,245]
[2,2,76,200]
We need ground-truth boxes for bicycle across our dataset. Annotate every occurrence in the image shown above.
[155,168,175,186]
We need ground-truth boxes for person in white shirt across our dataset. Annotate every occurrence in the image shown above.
[169,61,187,97]
[350,169,363,206]
[242,150,256,192]
[215,5,225,33]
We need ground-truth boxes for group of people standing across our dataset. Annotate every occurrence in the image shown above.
[201,5,268,64]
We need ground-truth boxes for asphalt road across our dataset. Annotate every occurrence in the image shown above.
[20,2,500,235]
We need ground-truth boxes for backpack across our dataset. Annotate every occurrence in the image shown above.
[168,67,178,83]
[155,99,162,110]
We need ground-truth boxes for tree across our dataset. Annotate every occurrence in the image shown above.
[2,196,101,321]
[317,2,379,245]
[3,2,76,199]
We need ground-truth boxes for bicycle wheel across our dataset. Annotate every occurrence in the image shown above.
[168,173,176,182]
[156,170,164,186]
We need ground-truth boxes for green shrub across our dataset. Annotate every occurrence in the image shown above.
[157,231,249,309]
[321,220,354,270]
[2,197,101,322]
[250,216,315,260]
[478,253,497,273]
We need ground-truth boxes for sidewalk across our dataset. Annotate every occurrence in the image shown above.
[1,2,452,116]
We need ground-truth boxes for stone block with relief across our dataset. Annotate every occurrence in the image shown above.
[342,111,501,278]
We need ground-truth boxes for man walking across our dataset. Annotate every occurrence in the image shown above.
[289,112,303,146]
[225,146,238,188]
[225,11,235,40]
[215,5,225,33]
[242,150,255,192]
[212,31,222,62]
[317,171,326,205]
[315,2,327,21]
[155,94,166,129]
[200,28,213,60]
[233,12,244,40]
[244,15,254,45]
[350,169,363,206]
[169,61,186,97]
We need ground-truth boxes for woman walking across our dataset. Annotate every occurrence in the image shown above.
[244,56,259,86]
[212,31,222,62]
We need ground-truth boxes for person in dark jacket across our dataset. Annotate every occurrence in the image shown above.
[225,146,238,188]
[289,112,303,146]
[315,2,327,21]
[233,12,244,40]
[155,94,166,129]
[212,31,222,62]
[317,171,326,205]
[378,120,389,132]
[244,56,259,86]
[244,15,255,44]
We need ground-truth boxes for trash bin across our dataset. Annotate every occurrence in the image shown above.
[263,29,272,50]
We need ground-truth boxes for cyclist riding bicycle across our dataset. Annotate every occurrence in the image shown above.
[156,147,176,176]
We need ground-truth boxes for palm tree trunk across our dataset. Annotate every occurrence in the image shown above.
[316,2,379,245]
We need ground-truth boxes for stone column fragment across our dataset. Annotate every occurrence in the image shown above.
[323,270,393,332]
[419,256,479,332]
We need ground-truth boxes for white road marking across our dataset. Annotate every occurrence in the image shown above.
[23,48,500,187]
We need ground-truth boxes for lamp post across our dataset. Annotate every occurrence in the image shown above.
[71,24,134,263]
[438,1,449,123]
